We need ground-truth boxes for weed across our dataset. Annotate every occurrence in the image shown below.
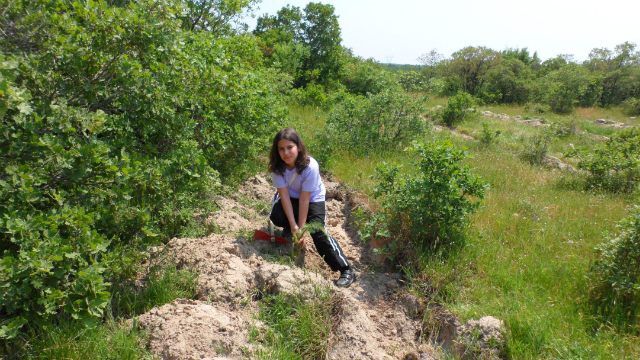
[479,122,501,146]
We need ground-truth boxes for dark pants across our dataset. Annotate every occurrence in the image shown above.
[269,195,350,272]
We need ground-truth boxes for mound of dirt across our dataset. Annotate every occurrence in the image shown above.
[138,299,252,360]
[136,174,503,359]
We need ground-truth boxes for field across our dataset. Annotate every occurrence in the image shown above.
[290,99,640,359]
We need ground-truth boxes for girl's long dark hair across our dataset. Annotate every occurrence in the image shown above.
[269,127,310,175]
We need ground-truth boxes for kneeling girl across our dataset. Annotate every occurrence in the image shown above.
[268,127,356,288]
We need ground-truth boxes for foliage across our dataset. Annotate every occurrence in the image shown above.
[536,64,593,113]
[0,0,285,336]
[479,122,501,146]
[520,131,552,166]
[480,58,533,104]
[578,127,640,193]
[438,91,476,126]
[321,90,427,156]
[588,207,640,332]
[287,81,328,107]
[254,2,344,88]
[368,141,487,261]
[181,0,258,34]
[340,58,400,95]
[439,46,500,96]
[622,97,640,116]
[584,42,640,107]
[397,71,429,93]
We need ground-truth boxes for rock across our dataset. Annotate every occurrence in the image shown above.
[456,316,505,359]
[432,105,443,110]
[595,119,607,124]
[545,155,576,172]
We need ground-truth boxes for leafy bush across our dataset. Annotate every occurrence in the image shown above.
[520,131,552,166]
[364,141,487,260]
[535,64,592,113]
[588,207,640,331]
[438,92,476,126]
[479,122,501,146]
[340,58,399,95]
[578,127,640,193]
[622,98,640,116]
[321,89,427,156]
[288,81,328,106]
[398,70,429,93]
[0,0,285,337]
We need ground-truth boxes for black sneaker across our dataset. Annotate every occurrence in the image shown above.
[335,269,356,288]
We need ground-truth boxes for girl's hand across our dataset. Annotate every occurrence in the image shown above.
[291,224,300,235]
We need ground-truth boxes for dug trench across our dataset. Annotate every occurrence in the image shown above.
[133,175,506,359]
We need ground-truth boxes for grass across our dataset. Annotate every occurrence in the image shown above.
[291,98,640,359]
[250,285,336,360]
[4,254,199,360]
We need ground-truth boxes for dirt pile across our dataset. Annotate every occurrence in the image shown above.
[135,175,503,359]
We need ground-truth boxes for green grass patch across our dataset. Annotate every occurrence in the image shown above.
[250,286,336,360]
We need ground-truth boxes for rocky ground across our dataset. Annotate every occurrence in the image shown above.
[134,175,505,359]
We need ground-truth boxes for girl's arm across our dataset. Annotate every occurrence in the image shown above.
[277,187,299,233]
[297,191,312,233]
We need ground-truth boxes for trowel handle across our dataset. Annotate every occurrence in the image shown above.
[269,220,274,236]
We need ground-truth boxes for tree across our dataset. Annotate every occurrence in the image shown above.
[300,2,343,87]
[585,42,640,106]
[182,0,258,34]
[417,49,444,81]
[254,5,305,56]
[254,2,344,88]
[440,46,500,96]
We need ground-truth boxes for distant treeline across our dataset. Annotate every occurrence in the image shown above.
[253,5,640,114]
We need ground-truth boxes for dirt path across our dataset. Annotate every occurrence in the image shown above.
[135,176,503,359]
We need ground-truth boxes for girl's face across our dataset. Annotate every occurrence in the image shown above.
[277,139,299,169]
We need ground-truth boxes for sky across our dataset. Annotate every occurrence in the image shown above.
[245,0,640,64]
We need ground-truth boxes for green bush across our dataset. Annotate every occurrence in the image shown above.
[622,98,640,116]
[366,141,487,260]
[588,207,640,331]
[0,0,285,337]
[520,131,552,166]
[438,92,476,126]
[340,58,399,95]
[479,122,501,146]
[578,127,640,193]
[321,89,427,156]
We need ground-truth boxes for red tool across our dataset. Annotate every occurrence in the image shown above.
[253,230,291,244]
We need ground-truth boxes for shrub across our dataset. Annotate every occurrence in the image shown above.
[321,89,427,156]
[520,131,552,166]
[588,207,640,331]
[366,141,487,260]
[438,92,476,126]
[0,0,285,337]
[340,59,399,96]
[479,122,501,146]
[622,98,640,116]
[578,127,640,193]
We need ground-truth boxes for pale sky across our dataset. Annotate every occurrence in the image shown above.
[246,0,640,64]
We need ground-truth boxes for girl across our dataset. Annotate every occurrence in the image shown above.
[268,127,356,288]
